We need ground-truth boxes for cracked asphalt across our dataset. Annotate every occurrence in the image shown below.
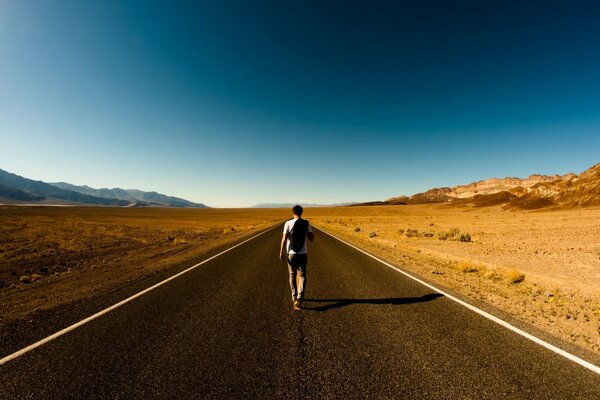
[1,225,599,399]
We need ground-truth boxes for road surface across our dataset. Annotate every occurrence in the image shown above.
[1,225,599,399]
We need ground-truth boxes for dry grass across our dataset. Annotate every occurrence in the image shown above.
[506,269,526,284]
[0,206,288,324]
[456,261,480,273]
[307,204,600,354]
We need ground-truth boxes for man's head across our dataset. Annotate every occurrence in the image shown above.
[292,205,303,217]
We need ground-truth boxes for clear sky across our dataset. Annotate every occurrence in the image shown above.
[1,1,599,207]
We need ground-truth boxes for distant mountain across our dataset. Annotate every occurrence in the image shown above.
[0,169,129,206]
[501,162,600,209]
[50,182,209,208]
[362,162,600,210]
[0,168,209,208]
[252,202,357,208]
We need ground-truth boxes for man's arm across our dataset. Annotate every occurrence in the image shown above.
[280,232,289,261]
[307,231,315,241]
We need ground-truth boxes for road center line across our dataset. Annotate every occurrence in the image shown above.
[0,225,278,366]
[317,227,600,376]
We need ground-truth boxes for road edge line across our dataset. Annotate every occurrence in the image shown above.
[317,227,600,376]
[0,225,279,366]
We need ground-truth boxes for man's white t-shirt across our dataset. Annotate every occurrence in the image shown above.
[283,218,313,255]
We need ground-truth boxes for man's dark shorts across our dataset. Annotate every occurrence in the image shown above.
[287,253,307,269]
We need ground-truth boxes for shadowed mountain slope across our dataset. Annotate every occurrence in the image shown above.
[50,182,208,208]
[0,168,208,207]
[0,169,129,206]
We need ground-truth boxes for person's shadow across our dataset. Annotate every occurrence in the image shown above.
[301,293,443,312]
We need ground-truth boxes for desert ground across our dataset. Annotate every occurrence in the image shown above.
[2,204,599,355]
[0,206,289,325]
[307,204,600,355]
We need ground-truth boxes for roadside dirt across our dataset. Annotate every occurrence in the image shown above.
[0,206,288,326]
[307,204,600,355]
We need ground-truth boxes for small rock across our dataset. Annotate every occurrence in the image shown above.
[19,275,32,284]
[545,291,554,298]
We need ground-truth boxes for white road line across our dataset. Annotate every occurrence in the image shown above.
[317,227,600,376]
[0,225,278,366]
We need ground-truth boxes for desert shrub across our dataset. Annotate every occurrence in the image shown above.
[485,270,502,281]
[595,246,600,257]
[457,261,478,273]
[436,231,450,240]
[447,228,461,237]
[455,232,471,242]
[397,228,405,235]
[421,231,435,238]
[369,231,377,238]
[403,229,419,238]
[354,227,361,232]
[507,269,525,284]
[437,228,471,242]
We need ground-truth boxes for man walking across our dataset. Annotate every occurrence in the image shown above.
[280,205,315,310]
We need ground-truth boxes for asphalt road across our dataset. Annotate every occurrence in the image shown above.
[1,224,599,399]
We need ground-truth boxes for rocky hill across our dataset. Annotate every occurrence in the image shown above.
[372,162,600,209]
[502,162,600,209]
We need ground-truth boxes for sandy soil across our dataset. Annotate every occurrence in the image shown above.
[0,206,288,326]
[306,204,600,355]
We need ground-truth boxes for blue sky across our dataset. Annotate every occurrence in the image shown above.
[1,1,599,207]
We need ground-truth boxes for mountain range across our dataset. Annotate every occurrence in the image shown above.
[364,162,600,210]
[0,168,208,208]
[252,202,358,208]
[50,182,208,208]
[3,162,599,210]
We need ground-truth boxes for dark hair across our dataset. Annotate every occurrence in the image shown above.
[292,205,303,216]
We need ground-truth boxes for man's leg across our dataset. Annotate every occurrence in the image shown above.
[287,254,298,301]
[296,254,308,301]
